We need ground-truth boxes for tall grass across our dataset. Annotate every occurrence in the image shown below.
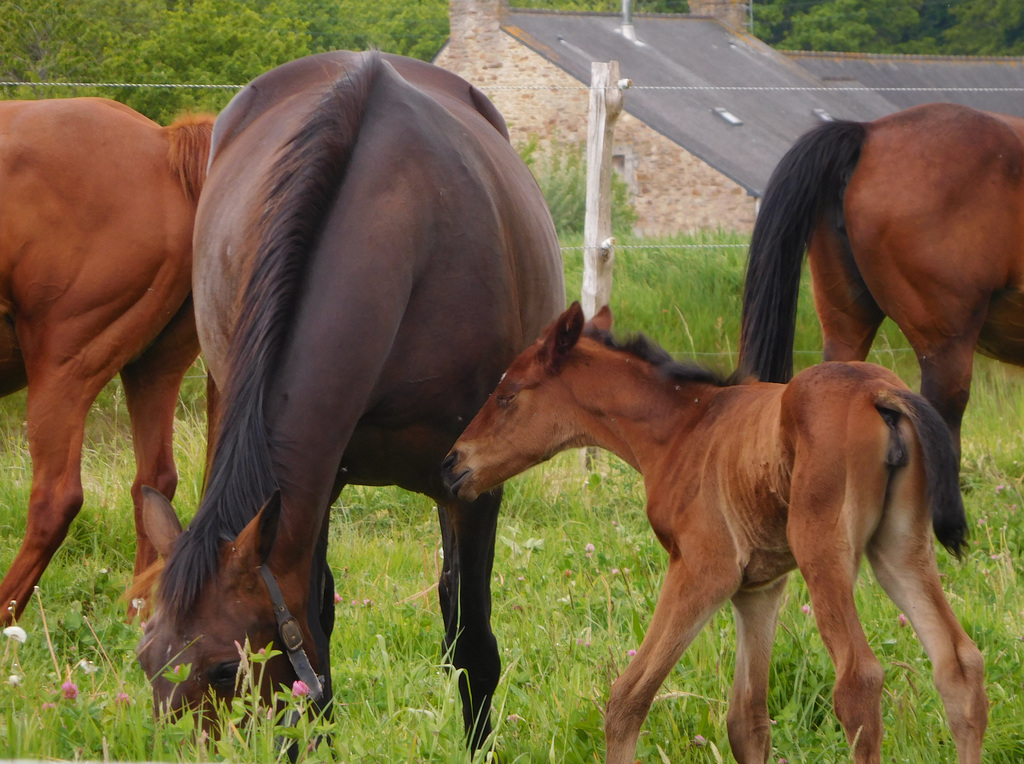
[0,234,1021,762]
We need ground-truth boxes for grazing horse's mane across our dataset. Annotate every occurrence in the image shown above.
[584,325,744,388]
[158,52,387,620]
[164,113,215,205]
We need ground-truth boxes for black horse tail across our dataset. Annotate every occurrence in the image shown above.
[162,52,386,620]
[739,120,867,382]
[876,389,968,559]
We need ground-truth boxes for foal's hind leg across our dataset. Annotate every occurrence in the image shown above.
[727,576,789,764]
[789,527,884,762]
[867,526,986,762]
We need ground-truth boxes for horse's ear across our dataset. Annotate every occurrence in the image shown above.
[234,490,283,566]
[587,304,613,334]
[141,486,183,558]
[544,302,585,373]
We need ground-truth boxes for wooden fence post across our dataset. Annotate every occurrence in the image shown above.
[581,60,626,320]
[580,61,627,471]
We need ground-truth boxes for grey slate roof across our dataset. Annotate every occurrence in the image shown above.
[502,9,1024,198]
[784,50,1024,114]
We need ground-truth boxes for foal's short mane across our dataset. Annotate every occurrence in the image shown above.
[584,326,744,387]
[158,52,387,621]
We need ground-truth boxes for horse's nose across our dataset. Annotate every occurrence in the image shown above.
[441,450,459,475]
[441,450,466,495]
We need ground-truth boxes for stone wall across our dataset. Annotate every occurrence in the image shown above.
[436,21,757,235]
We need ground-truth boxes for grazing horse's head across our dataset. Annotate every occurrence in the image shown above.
[444,302,612,502]
[135,488,316,726]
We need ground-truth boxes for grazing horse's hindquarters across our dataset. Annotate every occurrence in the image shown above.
[0,97,212,624]
[445,303,987,764]
[132,50,564,748]
[739,102,1024,455]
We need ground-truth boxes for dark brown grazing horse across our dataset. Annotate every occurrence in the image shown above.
[739,102,1024,454]
[132,50,564,747]
[444,303,987,764]
[0,97,212,625]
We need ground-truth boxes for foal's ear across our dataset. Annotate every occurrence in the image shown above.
[141,486,183,558]
[587,304,613,334]
[544,302,585,373]
[233,490,283,566]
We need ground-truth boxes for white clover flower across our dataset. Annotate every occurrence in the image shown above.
[131,598,146,611]
[76,659,99,675]
[7,674,21,686]
[3,626,27,644]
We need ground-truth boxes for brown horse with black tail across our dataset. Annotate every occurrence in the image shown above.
[0,98,212,624]
[739,102,1024,455]
[132,51,564,748]
[444,302,987,764]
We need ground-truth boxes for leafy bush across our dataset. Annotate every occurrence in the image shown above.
[520,136,638,237]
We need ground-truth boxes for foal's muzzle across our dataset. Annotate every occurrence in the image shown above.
[441,450,472,499]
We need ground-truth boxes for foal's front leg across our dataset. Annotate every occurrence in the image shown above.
[727,576,789,764]
[604,531,741,764]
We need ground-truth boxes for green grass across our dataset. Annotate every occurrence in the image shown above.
[0,234,1021,762]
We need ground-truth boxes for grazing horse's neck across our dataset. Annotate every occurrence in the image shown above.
[565,346,719,474]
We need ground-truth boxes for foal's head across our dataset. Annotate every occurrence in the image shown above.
[134,489,310,727]
[444,302,609,501]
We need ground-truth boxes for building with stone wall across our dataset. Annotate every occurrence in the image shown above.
[436,0,1024,236]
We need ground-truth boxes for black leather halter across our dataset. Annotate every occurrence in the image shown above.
[258,565,325,707]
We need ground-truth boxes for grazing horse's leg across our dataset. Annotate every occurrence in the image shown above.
[437,488,502,750]
[308,510,335,708]
[203,373,222,479]
[866,494,986,763]
[727,576,789,764]
[604,526,741,764]
[119,298,199,607]
[0,367,101,624]
[914,338,977,457]
[808,225,885,365]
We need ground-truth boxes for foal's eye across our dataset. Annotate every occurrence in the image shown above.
[496,392,517,409]
[207,661,240,692]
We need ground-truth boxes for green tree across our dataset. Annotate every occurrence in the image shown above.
[778,0,922,53]
[752,0,968,55]
[103,0,311,122]
[895,0,956,54]
[752,0,828,47]
[944,0,1024,55]
[1,0,107,87]
[294,0,449,61]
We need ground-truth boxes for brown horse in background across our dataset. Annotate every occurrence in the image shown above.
[0,97,213,624]
[444,303,986,764]
[739,102,1024,454]
[133,51,564,748]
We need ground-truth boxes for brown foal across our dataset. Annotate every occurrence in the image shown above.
[443,302,987,764]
